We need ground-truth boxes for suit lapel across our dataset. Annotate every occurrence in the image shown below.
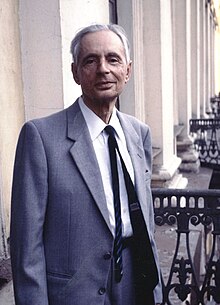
[117,112,148,218]
[66,101,112,234]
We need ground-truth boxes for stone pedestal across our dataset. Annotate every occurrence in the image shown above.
[0,170,9,259]
[151,155,188,189]
[177,137,200,173]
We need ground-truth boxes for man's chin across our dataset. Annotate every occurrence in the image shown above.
[94,93,118,104]
[82,92,119,106]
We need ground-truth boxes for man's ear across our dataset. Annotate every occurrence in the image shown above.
[125,61,132,84]
[71,62,80,85]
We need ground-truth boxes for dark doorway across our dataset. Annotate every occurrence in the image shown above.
[109,0,118,24]
[209,170,220,189]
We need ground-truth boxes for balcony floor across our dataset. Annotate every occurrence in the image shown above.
[183,166,213,190]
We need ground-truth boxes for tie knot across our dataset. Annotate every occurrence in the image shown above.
[105,125,116,137]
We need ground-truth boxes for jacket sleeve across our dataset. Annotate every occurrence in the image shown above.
[10,121,49,305]
[143,127,163,304]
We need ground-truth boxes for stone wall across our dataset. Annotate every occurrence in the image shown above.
[0,0,25,256]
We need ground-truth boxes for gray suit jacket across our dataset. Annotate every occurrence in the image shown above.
[10,99,162,305]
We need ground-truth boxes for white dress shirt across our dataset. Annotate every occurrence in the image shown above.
[79,97,134,237]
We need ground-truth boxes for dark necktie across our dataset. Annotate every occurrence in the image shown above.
[105,125,159,304]
[105,125,123,283]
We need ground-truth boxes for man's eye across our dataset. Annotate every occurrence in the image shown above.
[109,57,119,64]
[85,58,96,65]
[84,58,97,66]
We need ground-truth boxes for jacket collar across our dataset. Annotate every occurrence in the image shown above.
[66,99,112,234]
[117,112,148,216]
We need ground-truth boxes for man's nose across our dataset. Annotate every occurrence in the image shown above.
[97,59,110,73]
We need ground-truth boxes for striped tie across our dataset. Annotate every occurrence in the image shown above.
[105,125,159,304]
[105,125,123,282]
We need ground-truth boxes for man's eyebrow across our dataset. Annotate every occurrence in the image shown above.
[82,53,99,61]
[80,52,123,65]
[107,52,122,58]
[82,52,122,59]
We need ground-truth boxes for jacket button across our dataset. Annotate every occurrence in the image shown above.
[103,252,111,260]
[98,287,106,295]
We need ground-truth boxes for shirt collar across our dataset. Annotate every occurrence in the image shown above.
[78,97,124,142]
[108,108,125,142]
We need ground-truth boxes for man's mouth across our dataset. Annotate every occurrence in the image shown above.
[95,81,115,89]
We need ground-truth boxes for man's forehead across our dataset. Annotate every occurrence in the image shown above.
[81,30,123,46]
[79,30,125,56]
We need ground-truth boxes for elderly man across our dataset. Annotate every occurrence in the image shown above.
[10,24,162,305]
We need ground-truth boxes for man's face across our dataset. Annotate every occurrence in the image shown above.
[72,30,131,107]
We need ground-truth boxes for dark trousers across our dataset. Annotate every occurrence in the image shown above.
[105,246,135,305]
[104,245,155,305]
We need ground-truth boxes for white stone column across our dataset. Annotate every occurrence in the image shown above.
[19,0,110,120]
[196,0,201,118]
[215,6,220,95]
[174,0,192,137]
[210,12,215,96]
[191,0,200,118]
[142,0,185,188]
[174,0,200,173]
[0,0,25,252]
[207,2,212,108]
[117,0,142,119]
[200,0,206,117]
[19,0,64,120]
[202,0,209,116]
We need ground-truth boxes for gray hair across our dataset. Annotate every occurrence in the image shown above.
[70,24,131,64]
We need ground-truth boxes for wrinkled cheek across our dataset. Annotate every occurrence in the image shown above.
[79,78,94,92]
[116,83,126,95]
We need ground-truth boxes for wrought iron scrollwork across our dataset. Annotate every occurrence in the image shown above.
[153,189,220,304]
[190,118,220,167]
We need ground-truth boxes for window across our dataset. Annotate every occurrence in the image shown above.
[109,0,117,24]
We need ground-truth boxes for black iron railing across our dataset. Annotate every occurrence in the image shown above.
[190,119,220,167]
[152,188,220,305]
